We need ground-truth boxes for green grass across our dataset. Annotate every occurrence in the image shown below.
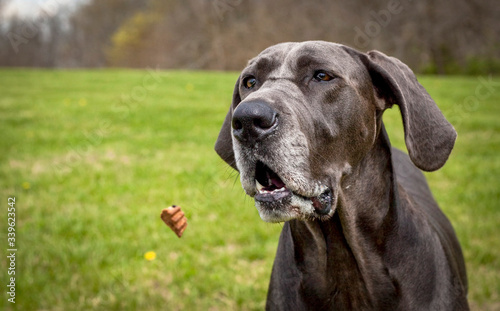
[0,69,499,310]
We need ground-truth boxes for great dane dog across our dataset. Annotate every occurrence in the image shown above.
[215,41,469,310]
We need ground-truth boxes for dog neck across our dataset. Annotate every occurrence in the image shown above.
[287,124,400,309]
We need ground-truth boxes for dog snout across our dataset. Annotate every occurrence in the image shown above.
[232,101,278,144]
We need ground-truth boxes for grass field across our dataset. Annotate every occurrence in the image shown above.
[0,69,499,310]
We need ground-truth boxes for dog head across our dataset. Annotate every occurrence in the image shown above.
[215,41,456,223]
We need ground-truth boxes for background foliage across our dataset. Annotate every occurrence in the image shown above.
[0,0,499,74]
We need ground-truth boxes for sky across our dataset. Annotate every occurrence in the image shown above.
[2,0,85,18]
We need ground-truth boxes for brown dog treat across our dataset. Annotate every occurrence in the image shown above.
[161,205,187,238]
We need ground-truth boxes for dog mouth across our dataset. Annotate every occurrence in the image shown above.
[253,161,333,218]
[254,161,290,201]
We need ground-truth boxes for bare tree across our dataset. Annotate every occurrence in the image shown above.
[0,0,498,73]
[66,0,148,67]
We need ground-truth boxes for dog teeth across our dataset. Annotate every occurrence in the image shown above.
[256,180,265,192]
[256,180,287,194]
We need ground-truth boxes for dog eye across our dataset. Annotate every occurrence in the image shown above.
[243,76,257,89]
[313,70,334,82]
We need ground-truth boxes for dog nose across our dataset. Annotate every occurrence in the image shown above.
[232,101,278,144]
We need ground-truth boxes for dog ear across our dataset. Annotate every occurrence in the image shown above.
[214,77,240,170]
[360,50,457,172]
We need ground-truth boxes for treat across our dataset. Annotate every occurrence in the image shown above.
[161,205,187,238]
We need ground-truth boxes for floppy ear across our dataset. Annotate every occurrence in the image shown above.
[360,50,457,172]
[214,77,240,170]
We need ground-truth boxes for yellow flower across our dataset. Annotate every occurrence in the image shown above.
[22,182,31,190]
[144,251,156,261]
[185,83,194,92]
[63,98,71,106]
[79,98,87,107]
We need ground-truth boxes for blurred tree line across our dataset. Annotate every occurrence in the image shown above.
[0,0,498,74]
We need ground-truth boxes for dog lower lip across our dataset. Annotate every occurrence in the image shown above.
[305,188,332,215]
[255,187,292,202]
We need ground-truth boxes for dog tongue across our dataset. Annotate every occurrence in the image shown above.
[266,168,285,189]
[270,175,285,188]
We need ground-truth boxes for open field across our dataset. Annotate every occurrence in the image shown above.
[1,69,499,310]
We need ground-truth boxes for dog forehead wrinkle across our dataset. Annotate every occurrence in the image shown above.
[293,55,335,74]
[245,56,281,78]
[266,76,296,82]
[254,41,358,82]
[287,42,351,73]
[249,42,297,75]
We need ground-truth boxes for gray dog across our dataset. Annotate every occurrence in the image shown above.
[215,41,469,310]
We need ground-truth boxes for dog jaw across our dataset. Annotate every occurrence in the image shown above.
[256,188,337,223]
[234,141,337,222]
